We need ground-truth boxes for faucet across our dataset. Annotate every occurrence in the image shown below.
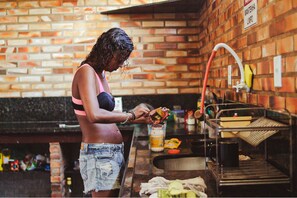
[198,43,250,116]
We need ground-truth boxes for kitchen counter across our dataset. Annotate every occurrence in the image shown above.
[120,122,293,197]
[120,122,218,197]
[0,121,134,143]
[0,121,293,196]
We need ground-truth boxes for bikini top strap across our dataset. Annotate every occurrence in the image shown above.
[77,64,105,93]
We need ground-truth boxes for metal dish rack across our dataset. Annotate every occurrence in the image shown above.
[203,104,293,194]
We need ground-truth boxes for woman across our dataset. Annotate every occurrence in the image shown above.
[71,28,151,197]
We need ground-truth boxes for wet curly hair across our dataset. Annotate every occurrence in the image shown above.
[81,28,134,73]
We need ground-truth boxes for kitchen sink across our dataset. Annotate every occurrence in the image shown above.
[153,154,206,171]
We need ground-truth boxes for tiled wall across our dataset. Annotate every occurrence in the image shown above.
[0,0,296,114]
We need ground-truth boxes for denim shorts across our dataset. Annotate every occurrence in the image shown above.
[79,142,125,194]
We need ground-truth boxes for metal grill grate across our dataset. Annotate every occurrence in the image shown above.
[237,117,287,147]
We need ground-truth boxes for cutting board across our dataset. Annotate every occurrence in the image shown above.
[220,116,252,138]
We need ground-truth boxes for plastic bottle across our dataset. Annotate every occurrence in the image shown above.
[2,148,10,171]
[65,177,72,197]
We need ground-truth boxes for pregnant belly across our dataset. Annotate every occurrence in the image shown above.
[81,123,123,144]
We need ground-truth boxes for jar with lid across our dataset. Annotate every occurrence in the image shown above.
[149,124,166,152]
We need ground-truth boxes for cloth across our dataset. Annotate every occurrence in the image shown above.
[139,176,207,197]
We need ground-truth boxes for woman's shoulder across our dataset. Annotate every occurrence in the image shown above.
[73,64,97,80]
[76,64,96,74]
[78,63,93,71]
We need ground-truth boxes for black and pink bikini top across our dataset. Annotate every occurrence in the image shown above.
[72,65,115,116]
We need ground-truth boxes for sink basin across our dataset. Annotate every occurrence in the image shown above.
[153,154,206,171]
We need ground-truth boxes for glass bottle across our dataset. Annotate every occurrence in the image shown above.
[2,148,11,172]
[65,177,72,197]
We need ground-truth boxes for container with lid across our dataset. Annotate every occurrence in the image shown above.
[148,123,166,152]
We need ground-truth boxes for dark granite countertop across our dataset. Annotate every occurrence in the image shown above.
[0,121,135,134]
[120,122,294,197]
[0,120,293,197]
[119,122,219,197]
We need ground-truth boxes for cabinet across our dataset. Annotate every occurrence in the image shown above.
[203,104,293,194]
[0,143,51,197]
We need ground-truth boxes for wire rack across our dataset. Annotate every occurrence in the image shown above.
[203,104,293,194]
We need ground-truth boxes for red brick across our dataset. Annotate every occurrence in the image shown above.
[269,18,286,37]
[177,28,200,35]
[53,68,73,74]
[18,46,40,53]
[51,175,62,183]
[278,77,295,92]
[120,21,141,27]
[177,57,199,64]
[7,54,28,61]
[250,46,261,60]
[284,12,297,32]
[274,0,292,17]
[295,34,297,51]
[237,36,247,49]
[0,16,17,23]
[132,74,154,80]
[257,60,270,75]
[246,93,258,105]
[270,95,285,110]
[52,38,72,45]
[286,56,297,72]
[155,43,177,49]
[257,25,270,41]
[143,51,164,57]
[40,1,61,7]
[262,78,274,91]
[258,0,269,9]
[51,192,63,197]
[41,31,62,37]
[277,36,294,54]
[258,94,270,108]
[294,0,297,8]
[51,184,62,192]
[262,42,275,57]
[286,97,297,114]
[165,36,186,42]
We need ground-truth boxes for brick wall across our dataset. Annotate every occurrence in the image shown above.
[0,0,296,114]
[196,0,297,114]
[50,142,64,197]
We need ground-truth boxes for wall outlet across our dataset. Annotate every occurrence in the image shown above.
[114,97,123,112]
[273,55,282,87]
[228,65,232,85]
